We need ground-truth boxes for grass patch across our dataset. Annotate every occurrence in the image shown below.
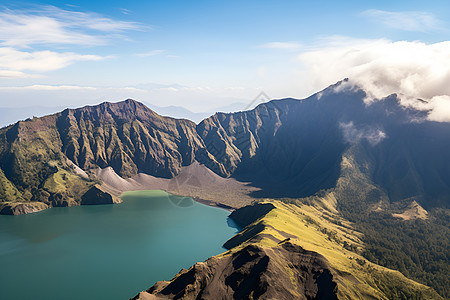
[44,168,94,199]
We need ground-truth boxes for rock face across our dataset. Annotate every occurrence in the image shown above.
[56,99,204,178]
[133,242,338,300]
[0,99,205,213]
[80,185,121,205]
[0,202,48,215]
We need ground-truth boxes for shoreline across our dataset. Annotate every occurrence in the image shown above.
[119,188,236,212]
[190,196,235,212]
[0,188,236,216]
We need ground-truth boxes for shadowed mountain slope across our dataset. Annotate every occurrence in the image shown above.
[198,84,450,209]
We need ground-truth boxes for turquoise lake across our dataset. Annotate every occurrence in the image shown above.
[0,190,238,300]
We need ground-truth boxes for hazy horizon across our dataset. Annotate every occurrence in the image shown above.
[1,0,450,118]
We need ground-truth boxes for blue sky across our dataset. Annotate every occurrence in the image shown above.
[1,0,450,114]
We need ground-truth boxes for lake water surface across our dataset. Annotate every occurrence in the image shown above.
[0,190,238,300]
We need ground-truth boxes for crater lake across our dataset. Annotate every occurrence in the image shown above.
[0,190,238,300]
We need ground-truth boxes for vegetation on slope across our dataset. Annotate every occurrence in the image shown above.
[0,115,98,212]
[0,168,25,202]
[0,99,205,212]
[322,143,450,298]
[136,201,441,299]
[339,202,450,298]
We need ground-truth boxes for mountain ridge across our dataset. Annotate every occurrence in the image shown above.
[1,82,450,211]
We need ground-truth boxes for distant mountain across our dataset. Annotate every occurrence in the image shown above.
[146,102,249,124]
[145,103,211,124]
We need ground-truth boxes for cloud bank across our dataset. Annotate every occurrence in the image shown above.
[0,47,103,72]
[0,5,141,78]
[298,38,450,122]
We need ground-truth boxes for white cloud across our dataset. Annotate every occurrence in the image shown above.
[0,6,142,47]
[362,9,441,32]
[0,85,96,91]
[135,50,165,57]
[298,38,450,122]
[0,47,103,72]
[0,5,140,77]
[340,122,386,145]
[0,70,42,79]
[260,42,303,49]
[427,96,450,122]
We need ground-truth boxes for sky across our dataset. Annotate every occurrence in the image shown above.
[1,0,450,116]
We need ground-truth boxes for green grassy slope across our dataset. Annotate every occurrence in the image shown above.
[228,201,442,299]
[321,144,450,297]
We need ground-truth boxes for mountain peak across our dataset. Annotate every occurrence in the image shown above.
[101,98,151,112]
[60,98,160,126]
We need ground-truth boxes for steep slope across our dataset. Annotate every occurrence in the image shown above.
[197,84,450,209]
[56,99,203,178]
[134,202,441,300]
[196,95,347,196]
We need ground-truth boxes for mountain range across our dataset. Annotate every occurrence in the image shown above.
[2,80,448,211]
[0,80,448,298]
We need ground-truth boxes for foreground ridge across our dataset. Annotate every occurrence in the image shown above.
[133,202,441,300]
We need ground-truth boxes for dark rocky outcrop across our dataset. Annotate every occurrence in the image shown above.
[223,203,277,249]
[132,242,338,300]
[228,202,275,228]
[80,185,121,205]
[0,202,48,215]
